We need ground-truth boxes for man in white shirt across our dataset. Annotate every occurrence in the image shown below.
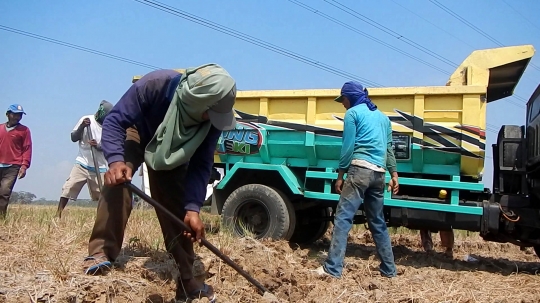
[56,101,113,218]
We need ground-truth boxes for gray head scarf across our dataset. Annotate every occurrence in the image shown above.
[95,100,113,125]
[144,63,237,170]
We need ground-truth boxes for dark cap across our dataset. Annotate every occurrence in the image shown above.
[335,81,365,103]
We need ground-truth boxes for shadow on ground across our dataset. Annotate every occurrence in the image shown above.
[296,239,540,276]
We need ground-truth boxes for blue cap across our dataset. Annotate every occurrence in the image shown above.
[7,104,26,115]
[335,81,364,102]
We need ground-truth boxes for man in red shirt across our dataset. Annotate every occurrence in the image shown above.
[0,104,32,218]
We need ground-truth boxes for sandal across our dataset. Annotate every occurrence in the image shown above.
[83,254,112,275]
[176,283,216,303]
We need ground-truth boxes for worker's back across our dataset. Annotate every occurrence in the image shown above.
[344,103,391,169]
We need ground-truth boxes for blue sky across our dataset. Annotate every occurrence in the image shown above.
[1,0,539,200]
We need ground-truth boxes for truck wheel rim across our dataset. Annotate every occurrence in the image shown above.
[234,199,270,238]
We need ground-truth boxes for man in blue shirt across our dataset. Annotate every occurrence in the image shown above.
[314,81,400,278]
[83,65,236,303]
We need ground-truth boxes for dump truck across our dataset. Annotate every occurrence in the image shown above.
[135,45,540,255]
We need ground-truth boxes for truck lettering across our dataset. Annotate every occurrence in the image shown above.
[244,131,259,145]
[217,122,263,155]
[226,130,245,142]
[233,141,250,154]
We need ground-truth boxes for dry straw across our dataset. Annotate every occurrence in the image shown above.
[1,205,540,302]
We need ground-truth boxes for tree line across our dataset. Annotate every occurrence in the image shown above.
[9,191,148,208]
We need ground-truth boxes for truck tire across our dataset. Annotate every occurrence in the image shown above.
[534,245,540,259]
[289,206,331,244]
[221,184,295,240]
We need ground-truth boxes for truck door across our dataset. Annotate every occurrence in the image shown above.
[526,84,540,173]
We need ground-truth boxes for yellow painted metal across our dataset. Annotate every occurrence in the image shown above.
[235,86,485,128]
[131,45,535,178]
[233,87,489,177]
[227,45,534,178]
[447,44,535,102]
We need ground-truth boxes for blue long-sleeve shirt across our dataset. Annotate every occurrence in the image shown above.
[339,103,396,173]
[102,69,222,213]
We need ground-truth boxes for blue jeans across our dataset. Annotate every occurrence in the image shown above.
[323,165,397,277]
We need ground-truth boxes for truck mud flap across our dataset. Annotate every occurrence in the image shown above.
[482,201,500,234]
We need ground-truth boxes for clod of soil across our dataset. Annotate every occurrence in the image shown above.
[261,291,280,302]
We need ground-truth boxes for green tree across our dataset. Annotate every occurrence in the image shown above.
[9,191,36,204]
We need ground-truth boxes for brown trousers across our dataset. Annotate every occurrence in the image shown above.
[87,128,195,280]
[420,229,454,251]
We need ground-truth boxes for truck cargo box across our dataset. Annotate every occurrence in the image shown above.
[211,45,535,179]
